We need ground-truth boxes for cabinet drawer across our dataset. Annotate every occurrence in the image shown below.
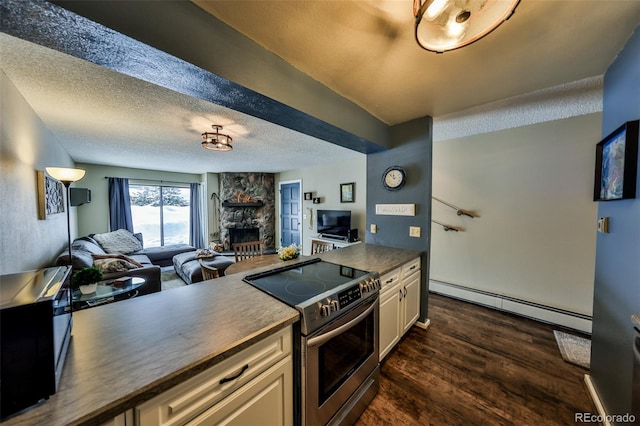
[136,326,291,426]
[379,267,401,294]
[401,257,421,278]
[186,356,293,426]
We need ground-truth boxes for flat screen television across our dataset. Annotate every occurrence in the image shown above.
[317,210,351,239]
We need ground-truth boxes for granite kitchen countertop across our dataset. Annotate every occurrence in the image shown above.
[2,243,422,425]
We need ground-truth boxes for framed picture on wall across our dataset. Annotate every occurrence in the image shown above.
[340,182,354,203]
[593,120,639,201]
[36,170,65,219]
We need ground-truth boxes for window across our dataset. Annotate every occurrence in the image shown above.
[129,184,190,247]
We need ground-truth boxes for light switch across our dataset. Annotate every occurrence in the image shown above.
[409,226,421,237]
[370,224,377,234]
[597,217,609,233]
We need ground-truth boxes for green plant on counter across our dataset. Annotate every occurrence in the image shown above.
[71,267,103,289]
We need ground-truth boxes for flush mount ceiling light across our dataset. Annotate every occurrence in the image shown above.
[414,0,520,53]
[202,124,233,151]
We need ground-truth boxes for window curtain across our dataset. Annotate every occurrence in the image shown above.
[108,177,134,232]
[190,183,205,249]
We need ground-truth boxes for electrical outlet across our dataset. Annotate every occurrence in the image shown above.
[409,226,421,237]
[370,224,377,234]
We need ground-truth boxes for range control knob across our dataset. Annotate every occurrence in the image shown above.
[320,304,332,317]
[374,278,381,290]
[330,300,339,312]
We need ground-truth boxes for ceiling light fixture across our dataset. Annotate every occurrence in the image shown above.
[202,125,233,151]
[414,0,520,53]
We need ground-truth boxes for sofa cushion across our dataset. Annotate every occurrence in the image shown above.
[93,229,143,254]
[71,238,106,255]
[56,249,94,269]
[138,244,196,267]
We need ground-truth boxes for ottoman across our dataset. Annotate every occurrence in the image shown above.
[173,251,235,284]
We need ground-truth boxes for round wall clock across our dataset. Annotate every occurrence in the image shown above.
[382,166,407,191]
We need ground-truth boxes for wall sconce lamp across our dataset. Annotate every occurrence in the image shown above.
[414,0,520,53]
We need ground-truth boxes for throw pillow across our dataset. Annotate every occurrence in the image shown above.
[93,258,139,273]
[93,229,143,254]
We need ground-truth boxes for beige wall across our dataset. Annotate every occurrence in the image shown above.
[74,163,203,238]
[277,156,366,255]
[0,71,77,274]
[431,113,600,318]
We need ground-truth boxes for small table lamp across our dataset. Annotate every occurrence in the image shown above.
[45,167,86,267]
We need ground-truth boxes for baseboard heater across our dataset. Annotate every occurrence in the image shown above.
[429,279,592,334]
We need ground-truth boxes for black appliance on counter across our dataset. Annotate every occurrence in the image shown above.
[0,266,73,420]
[244,258,381,426]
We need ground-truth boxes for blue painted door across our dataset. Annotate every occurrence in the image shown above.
[280,182,301,247]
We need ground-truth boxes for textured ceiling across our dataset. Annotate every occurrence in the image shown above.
[194,0,640,124]
[2,1,640,175]
[0,33,363,174]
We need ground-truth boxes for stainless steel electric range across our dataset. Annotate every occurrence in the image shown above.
[244,258,381,426]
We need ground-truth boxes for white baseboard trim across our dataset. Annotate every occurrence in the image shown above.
[429,280,592,333]
[584,374,612,426]
[415,319,431,330]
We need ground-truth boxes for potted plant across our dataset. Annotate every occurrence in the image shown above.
[72,267,103,294]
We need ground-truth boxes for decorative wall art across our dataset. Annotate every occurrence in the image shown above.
[340,182,354,203]
[593,120,639,201]
[37,170,65,219]
[304,192,313,201]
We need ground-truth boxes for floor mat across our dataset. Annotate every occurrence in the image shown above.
[160,267,186,291]
[554,330,591,369]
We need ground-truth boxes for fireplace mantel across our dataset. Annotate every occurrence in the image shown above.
[222,201,264,208]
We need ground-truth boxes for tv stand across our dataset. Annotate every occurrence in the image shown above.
[310,236,361,251]
[318,234,348,242]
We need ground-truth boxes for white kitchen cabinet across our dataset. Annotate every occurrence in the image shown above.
[378,257,421,361]
[379,267,402,361]
[136,326,292,426]
[186,356,292,425]
[100,410,134,426]
[401,258,421,335]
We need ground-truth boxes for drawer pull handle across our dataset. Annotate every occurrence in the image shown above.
[386,278,394,284]
[219,364,249,385]
[409,265,416,270]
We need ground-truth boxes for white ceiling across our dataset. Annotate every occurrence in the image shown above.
[194,0,640,122]
[2,1,639,175]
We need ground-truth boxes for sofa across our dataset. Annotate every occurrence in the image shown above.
[55,229,196,295]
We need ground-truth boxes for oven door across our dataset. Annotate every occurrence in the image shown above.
[302,296,379,426]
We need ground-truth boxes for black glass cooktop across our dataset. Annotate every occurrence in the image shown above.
[243,258,369,307]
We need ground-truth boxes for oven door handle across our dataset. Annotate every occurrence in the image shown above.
[306,299,377,349]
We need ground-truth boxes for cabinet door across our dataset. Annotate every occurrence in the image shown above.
[100,410,134,426]
[401,271,421,335]
[186,356,293,426]
[379,283,401,361]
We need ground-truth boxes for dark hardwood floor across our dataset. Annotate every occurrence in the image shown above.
[356,293,598,426]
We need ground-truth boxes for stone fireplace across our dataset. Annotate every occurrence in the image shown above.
[219,173,276,251]
[228,228,260,246]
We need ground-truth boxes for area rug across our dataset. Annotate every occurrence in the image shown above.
[160,267,186,291]
[554,330,591,369]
